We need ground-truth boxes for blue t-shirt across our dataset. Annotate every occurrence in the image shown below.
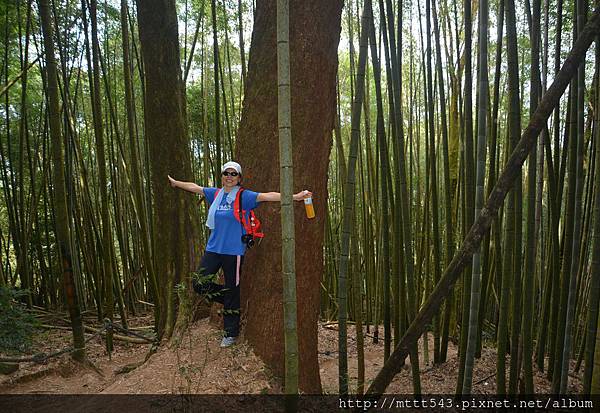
[203,187,260,256]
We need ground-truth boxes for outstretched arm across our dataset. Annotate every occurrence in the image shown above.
[257,190,313,202]
[168,175,204,195]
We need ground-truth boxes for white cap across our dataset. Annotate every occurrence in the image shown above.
[221,161,242,175]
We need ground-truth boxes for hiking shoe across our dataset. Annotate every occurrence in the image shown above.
[220,336,237,348]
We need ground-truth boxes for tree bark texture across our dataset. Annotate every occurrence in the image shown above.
[136,0,199,338]
[236,0,342,393]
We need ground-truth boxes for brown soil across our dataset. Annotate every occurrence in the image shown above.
[318,323,582,394]
[0,315,583,395]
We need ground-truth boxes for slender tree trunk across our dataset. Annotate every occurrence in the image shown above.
[377,0,404,349]
[368,0,390,373]
[276,0,299,402]
[560,0,587,393]
[38,0,86,361]
[17,0,33,308]
[541,0,563,376]
[552,6,579,391]
[457,0,475,392]
[238,0,246,86]
[523,0,542,393]
[87,0,115,353]
[594,309,600,392]
[506,0,524,393]
[183,1,205,83]
[425,0,442,366]
[432,0,454,365]
[462,0,488,394]
[584,34,600,395]
[211,0,221,179]
[478,0,504,359]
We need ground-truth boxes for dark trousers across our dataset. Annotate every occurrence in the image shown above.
[192,251,242,338]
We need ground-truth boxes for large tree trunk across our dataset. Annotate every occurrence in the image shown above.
[136,0,199,339]
[236,0,342,393]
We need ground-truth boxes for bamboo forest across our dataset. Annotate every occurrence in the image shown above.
[1,0,600,407]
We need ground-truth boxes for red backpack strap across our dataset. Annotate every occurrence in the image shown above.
[233,187,244,224]
[233,188,264,238]
[233,187,252,233]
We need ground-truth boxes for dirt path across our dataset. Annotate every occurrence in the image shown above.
[0,318,274,394]
[0,317,583,395]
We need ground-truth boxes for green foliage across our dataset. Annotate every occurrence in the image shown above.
[0,287,40,354]
[191,269,224,301]
[174,281,187,295]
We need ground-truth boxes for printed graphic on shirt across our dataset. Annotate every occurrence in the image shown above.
[202,187,260,256]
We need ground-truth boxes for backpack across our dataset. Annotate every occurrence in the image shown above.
[214,187,264,246]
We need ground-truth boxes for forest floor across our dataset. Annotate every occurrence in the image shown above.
[0,313,583,395]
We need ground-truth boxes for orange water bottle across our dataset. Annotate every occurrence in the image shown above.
[304,192,315,219]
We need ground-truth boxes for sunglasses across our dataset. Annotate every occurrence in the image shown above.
[222,171,239,177]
